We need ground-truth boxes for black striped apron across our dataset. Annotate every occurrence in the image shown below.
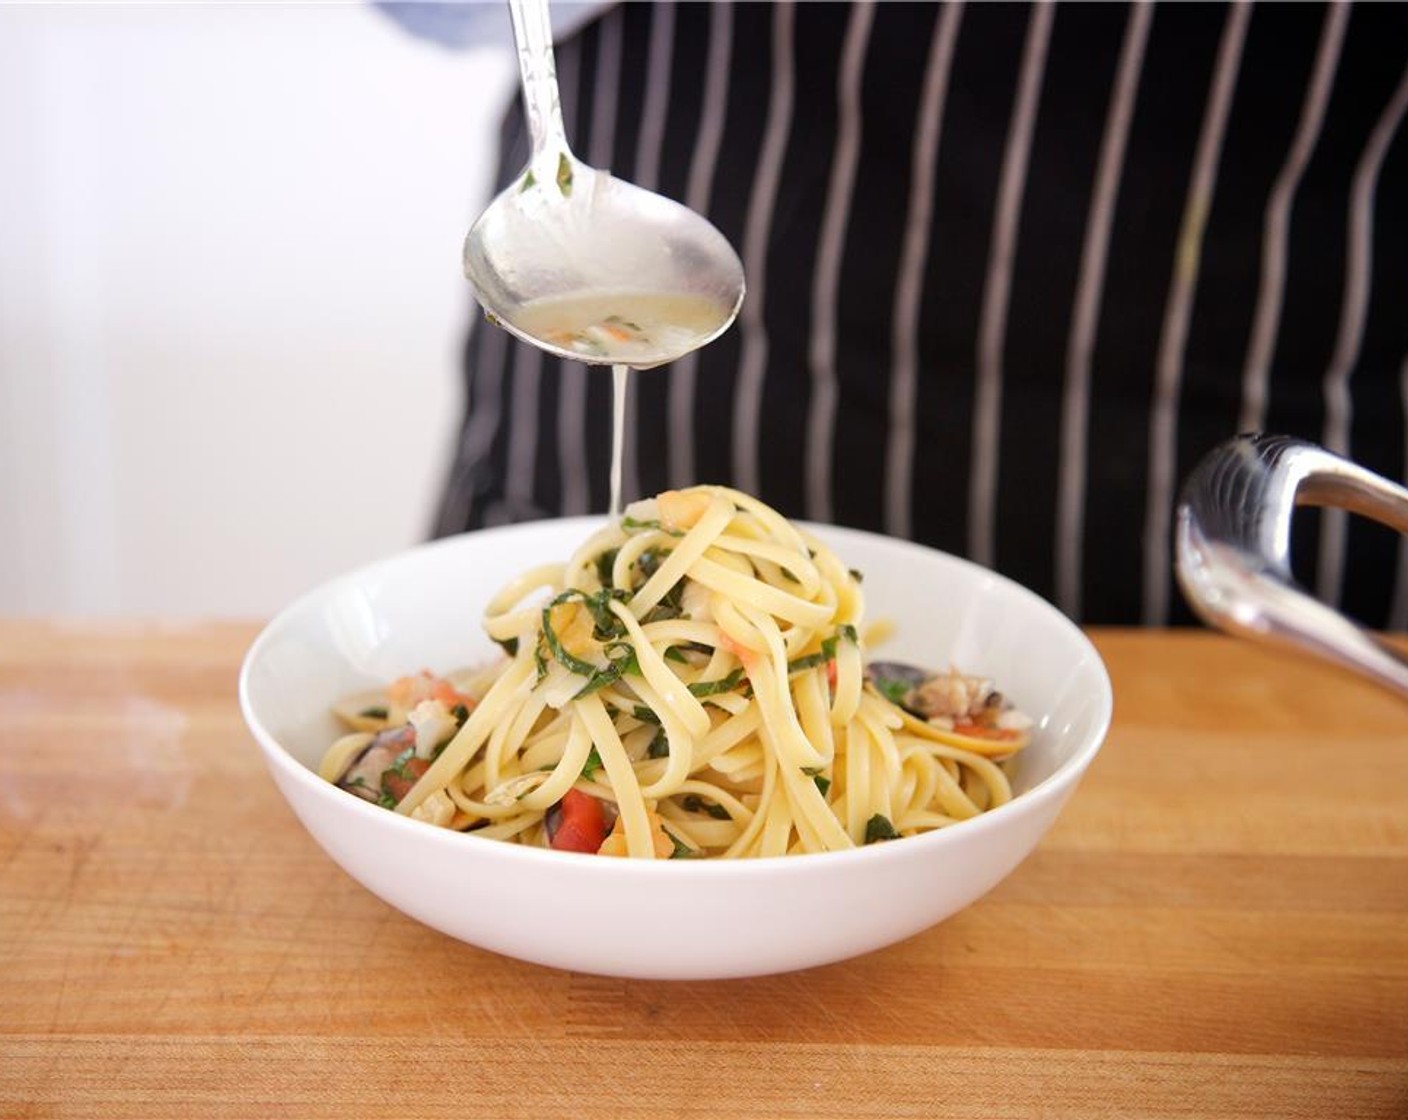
[433,1,1408,629]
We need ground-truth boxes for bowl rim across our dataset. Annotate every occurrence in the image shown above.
[238,516,1113,878]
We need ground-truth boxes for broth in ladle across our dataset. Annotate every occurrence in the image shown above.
[512,291,733,516]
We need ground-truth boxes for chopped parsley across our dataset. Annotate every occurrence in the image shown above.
[874,678,911,706]
[688,667,745,697]
[788,625,859,675]
[594,548,619,589]
[556,152,574,196]
[358,705,388,720]
[802,766,831,797]
[864,814,900,844]
[538,588,640,696]
[580,747,605,781]
[682,794,731,820]
[667,831,701,859]
[646,727,670,758]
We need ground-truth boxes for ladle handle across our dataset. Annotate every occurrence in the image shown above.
[1175,433,1408,699]
[507,0,571,171]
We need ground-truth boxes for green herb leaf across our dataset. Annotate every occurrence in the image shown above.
[533,633,549,684]
[494,636,520,658]
[641,601,685,624]
[622,516,662,532]
[646,727,669,758]
[556,152,574,196]
[813,774,832,798]
[864,814,900,844]
[632,705,662,725]
[594,548,619,589]
[581,747,604,781]
[682,794,731,821]
[667,831,701,859]
[541,589,628,681]
[849,568,864,583]
[358,705,388,720]
[451,703,470,726]
[788,634,839,674]
[663,646,690,664]
[787,626,858,676]
[688,667,745,697]
[519,169,536,192]
[874,677,910,706]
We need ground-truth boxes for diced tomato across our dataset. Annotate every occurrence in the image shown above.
[951,721,1021,742]
[718,631,758,670]
[389,670,475,712]
[430,679,475,710]
[550,789,608,854]
[381,755,431,803]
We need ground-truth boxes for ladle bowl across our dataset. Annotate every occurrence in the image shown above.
[463,0,744,368]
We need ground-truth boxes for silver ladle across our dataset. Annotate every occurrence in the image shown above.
[463,0,745,370]
[1176,433,1408,700]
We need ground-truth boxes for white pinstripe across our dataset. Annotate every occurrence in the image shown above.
[733,1,795,497]
[1238,3,1347,434]
[1316,59,1408,607]
[669,2,734,491]
[588,5,622,170]
[805,1,875,524]
[886,2,964,540]
[1141,2,1250,626]
[1055,1,1151,619]
[968,1,1054,568]
[633,1,675,193]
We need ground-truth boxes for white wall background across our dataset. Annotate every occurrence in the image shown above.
[0,3,515,618]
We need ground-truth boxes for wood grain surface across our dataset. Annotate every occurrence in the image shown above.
[1,620,1405,1118]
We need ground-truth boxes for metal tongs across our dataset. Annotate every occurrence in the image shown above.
[1176,433,1408,700]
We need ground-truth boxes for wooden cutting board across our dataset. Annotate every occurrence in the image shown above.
[1,620,1405,1118]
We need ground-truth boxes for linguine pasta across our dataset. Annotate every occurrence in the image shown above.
[319,486,1030,859]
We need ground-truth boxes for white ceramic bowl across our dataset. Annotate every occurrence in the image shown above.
[239,519,1111,980]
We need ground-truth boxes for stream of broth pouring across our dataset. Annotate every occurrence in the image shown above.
[511,292,730,517]
[610,363,628,518]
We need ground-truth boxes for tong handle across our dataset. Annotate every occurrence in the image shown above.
[1175,434,1408,699]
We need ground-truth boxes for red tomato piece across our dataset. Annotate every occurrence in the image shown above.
[381,755,431,803]
[550,789,608,854]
